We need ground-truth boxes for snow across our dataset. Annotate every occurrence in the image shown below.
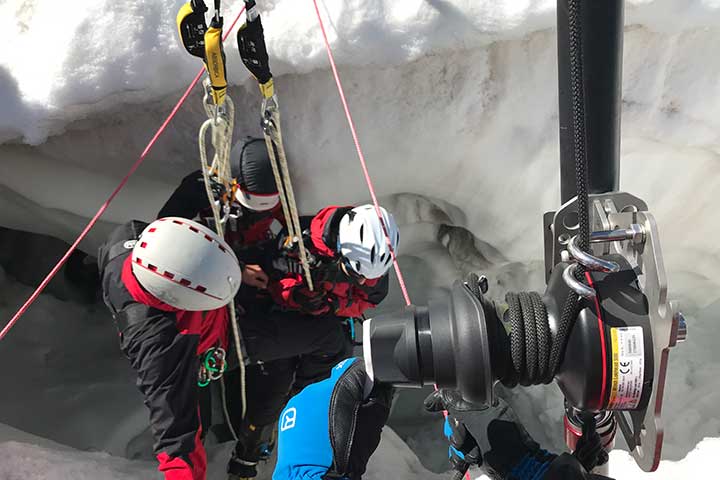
[1,0,720,479]
[0,423,158,480]
[0,263,148,458]
[2,421,720,480]
[0,422,446,480]
[2,1,720,144]
[608,438,720,479]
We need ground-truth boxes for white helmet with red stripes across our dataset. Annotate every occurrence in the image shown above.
[338,204,400,280]
[131,217,241,311]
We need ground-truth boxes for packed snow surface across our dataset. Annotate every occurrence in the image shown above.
[2,422,720,480]
[3,0,720,145]
[1,0,720,479]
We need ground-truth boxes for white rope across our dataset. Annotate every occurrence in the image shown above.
[220,374,239,442]
[261,97,315,291]
[226,295,247,422]
[198,80,247,421]
[262,127,295,240]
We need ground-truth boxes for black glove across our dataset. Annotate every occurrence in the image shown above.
[345,380,394,476]
[484,419,557,480]
[444,415,483,478]
[237,1,272,84]
[203,176,227,202]
[573,414,609,472]
[291,287,330,314]
[424,390,483,478]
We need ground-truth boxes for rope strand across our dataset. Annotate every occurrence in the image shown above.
[198,92,247,421]
[310,3,465,479]
[311,0,411,306]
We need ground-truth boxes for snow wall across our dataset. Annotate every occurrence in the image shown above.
[1,0,719,478]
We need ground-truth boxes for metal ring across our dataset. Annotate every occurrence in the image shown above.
[567,236,619,273]
[563,263,596,299]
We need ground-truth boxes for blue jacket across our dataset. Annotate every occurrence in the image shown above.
[273,358,357,479]
[273,358,391,480]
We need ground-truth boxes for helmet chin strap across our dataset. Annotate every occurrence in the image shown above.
[337,254,367,285]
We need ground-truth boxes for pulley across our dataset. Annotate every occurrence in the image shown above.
[545,192,687,471]
[365,193,686,472]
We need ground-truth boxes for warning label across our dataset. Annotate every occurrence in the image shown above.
[608,327,645,410]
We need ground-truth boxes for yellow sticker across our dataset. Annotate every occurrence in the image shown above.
[608,327,645,410]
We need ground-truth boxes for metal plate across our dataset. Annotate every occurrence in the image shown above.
[545,192,677,472]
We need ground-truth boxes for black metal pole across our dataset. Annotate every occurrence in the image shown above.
[558,0,623,203]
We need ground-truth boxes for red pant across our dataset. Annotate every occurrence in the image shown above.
[157,429,206,480]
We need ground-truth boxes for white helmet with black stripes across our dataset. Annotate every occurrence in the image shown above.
[338,205,400,280]
[131,217,242,311]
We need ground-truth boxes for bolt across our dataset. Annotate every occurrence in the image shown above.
[673,311,688,344]
[630,223,646,245]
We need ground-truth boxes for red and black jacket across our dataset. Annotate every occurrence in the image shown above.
[267,206,389,318]
[98,220,228,480]
[158,169,285,264]
[159,170,288,313]
[99,220,230,353]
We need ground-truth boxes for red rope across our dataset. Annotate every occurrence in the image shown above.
[0,6,247,342]
[311,0,412,307]
[312,5,472,480]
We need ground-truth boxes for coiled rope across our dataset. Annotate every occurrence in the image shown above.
[502,0,593,391]
[504,291,552,386]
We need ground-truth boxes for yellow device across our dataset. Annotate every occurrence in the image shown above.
[176,1,207,59]
[204,18,228,106]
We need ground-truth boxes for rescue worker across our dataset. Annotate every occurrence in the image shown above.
[98,215,354,480]
[268,204,399,320]
[158,136,284,263]
[98,217,242,480]
[273,357,614,480]
[227,204,401,479]
[157,138,290,480]
[156,141,398,480]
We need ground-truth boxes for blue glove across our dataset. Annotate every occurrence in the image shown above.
[272,357,393,480]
